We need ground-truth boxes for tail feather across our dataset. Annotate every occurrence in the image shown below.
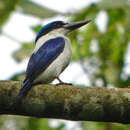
[17,80,31,98]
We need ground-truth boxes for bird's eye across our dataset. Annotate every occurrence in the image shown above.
[52,21,66,28]
[53,22,57,26]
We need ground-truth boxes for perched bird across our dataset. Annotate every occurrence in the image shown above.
[17,20,91,97]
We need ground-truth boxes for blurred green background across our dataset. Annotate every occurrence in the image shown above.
[0,0,130,129]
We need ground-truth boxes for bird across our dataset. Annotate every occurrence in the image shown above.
[17,20,91,97]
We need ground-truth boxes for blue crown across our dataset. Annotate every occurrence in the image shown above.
[35,21,66,42]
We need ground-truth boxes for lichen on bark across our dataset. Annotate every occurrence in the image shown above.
[0,80,130,124]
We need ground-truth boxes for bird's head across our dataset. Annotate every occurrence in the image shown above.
[35,20,91,43]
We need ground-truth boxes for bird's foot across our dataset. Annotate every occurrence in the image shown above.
[56,77,72,86]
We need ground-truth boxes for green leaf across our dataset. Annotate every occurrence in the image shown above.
[98,0,129,9]
[31,24,42,33]
[13,43,34,62]
[17,0,60,19]
[69,3,130,87]
[0,0,18,31]
[25,118,65,130]
[10,71,25,81]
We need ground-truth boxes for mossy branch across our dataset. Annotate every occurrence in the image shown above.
[0,80,130,124]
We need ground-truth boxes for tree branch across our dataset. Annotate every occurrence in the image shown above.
[0,80,130,124]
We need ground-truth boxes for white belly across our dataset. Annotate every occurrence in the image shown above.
[34,38,72,83]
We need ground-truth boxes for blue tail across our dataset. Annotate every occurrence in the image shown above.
[17,80,31,98]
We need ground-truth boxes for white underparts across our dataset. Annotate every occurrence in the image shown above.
[33,29,72,83]
[34,28,69,52]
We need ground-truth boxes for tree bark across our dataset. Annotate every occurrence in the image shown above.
[0,80,130,124]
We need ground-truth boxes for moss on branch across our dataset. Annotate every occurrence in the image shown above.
[0,80,130,124]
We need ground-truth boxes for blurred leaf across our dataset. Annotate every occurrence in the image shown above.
[69,4,99,61]
[10,71,25,81]
[124,7,130,41]
[70,4,99,22]
[25,118,65,130]
[32,24,42,33]
[17,0,60,19]
[0,0,61,32]
[13,43,34,62]
[81,121,130,130]
[69,3,130,87]
[0,115,29,130]
[0,0,18,31]
[13,24,43,63]
[98,0,129,9]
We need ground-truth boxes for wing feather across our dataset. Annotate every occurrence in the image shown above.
[25,37,65,82]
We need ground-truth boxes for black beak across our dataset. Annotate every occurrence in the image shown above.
[64,20,91,31]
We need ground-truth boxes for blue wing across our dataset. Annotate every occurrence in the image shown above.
[26,37,65,82]
[17,37,65,97]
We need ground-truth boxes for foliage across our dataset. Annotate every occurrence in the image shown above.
[25,118,65,130]
[17,0,60,19]
[69,3,130,87]
[0,0,18,31]
[13,43,34,62]
[0,0,59,31]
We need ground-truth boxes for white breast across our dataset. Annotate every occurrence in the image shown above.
[33,31,72,83]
